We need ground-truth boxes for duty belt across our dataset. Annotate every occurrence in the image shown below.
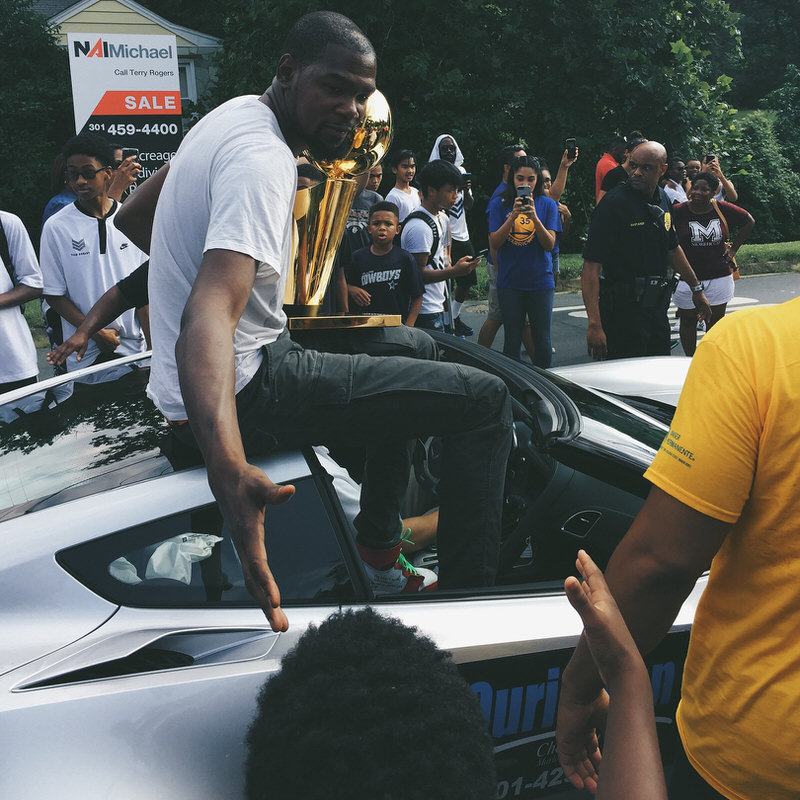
[601,275,670,304]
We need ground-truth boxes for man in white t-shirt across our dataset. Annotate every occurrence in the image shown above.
[401,159,479,333]
[40,134,147,379]
[118,12,512,633]
[0,212,42,393]
[663,158,688,206]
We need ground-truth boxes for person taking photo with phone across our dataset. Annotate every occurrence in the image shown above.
[487,155,560,367]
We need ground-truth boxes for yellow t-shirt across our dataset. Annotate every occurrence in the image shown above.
[644,296,800,800]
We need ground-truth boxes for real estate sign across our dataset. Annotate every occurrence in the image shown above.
[67,33,182,182]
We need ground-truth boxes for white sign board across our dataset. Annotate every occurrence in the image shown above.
[67,33,182,180]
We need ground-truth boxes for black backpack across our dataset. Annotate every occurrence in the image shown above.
[0,220,25,313]
[403,210,441,266]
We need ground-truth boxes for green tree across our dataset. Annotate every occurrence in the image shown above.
[0,0,74,236]
[763,65,800,173]
[722,110,800,243]
[200,0,740,249]
[138,0,226,37]
[726,0,800,109]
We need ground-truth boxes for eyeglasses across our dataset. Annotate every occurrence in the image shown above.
[64,166,110,182]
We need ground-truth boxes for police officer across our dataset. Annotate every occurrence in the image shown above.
[581,141,710,360]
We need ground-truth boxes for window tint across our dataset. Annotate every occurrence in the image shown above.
[58,475,354,607]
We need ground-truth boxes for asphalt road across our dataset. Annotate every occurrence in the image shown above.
[456,271,800,367]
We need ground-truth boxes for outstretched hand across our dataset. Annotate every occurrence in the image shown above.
[210,463,295,631]
[565,550,642,692]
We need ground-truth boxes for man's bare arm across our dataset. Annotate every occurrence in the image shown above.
[47,285,129,365]
[176,248,294,631]
[581,261,606,361]
[411,251,476,284]
[45,294,120,353]
[0,283,40,310]
[668,246,711,322]
[557,486,730,791]
[114,163,170,254]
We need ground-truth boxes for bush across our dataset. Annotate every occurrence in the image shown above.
[722,111,800,243]
[763,65,800,175]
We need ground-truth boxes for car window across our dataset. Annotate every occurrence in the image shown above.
[58,474,355,607]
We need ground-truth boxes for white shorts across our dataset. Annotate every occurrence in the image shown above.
[673,274,735,310]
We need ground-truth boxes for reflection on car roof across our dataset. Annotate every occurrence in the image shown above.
[0,366,171,521]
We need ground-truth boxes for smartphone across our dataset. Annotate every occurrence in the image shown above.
[475,248,489,259]
[704,153,716,163]
[566,138,577,159]
[516,185,532,203]
[462,172,472,182]
[121,147,140,161]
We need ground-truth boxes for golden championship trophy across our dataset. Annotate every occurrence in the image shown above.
[285,90,399,330]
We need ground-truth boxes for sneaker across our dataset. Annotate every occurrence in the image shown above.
[358,541,438,594]
[454,316,474,337]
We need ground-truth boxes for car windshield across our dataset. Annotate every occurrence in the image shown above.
[543,371,669,452]
[0,368,171,521]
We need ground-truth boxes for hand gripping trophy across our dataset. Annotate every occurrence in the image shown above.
[284,90,395,330]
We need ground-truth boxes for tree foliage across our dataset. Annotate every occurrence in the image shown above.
[200,0,741,248]
[763,65,800,174]
[0,0,73,236]
[722,110,800,243]
[726,0,800,109]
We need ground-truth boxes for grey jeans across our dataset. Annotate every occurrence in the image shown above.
[235,330,513,589]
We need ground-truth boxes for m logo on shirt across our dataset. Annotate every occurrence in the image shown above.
[688,219,723,247]
[72,238,86,251]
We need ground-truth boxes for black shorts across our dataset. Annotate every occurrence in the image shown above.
[451,239,477,288]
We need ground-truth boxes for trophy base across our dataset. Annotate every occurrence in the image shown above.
[287,312,402,331]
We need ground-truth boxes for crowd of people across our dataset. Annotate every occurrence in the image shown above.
[1,10,796,800]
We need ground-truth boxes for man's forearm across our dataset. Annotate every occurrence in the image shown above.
[0,283,40,310]
[75,285,130,339]
[668,247,700,286]
[175,249,256,474]
[405,296,421,327]
[563,486,728,699]
[114,163,169,254]
[580,262,602,328]
[44,294,85,329]
[176,311,245,472]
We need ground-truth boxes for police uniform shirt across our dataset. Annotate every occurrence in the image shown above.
[583,183,679,282]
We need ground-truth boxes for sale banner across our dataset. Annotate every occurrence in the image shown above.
[67,33,183,182]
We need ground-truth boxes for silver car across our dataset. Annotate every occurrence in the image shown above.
[0,335,701,799]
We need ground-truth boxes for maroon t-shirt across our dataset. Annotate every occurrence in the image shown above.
[673,201,750,280]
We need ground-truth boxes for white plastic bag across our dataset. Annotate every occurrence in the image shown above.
[145,532,223,585]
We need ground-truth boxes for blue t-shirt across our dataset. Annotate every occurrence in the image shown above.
[346,245,424,320]
[488,194,561,290]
